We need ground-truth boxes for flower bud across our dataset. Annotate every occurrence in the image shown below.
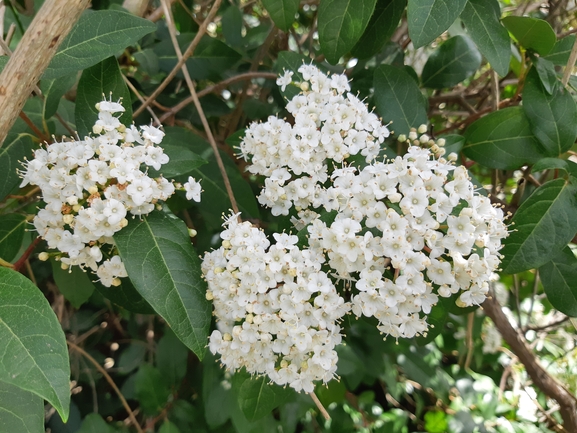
[38,252,50,261]
[417,124,428,134]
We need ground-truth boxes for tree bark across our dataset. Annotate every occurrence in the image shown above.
[0,0,90,147]
[483,295,577,433]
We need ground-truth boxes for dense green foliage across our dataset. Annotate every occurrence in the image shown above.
[2,1,577,432]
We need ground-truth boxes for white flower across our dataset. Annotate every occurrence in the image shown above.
[183,177,202,202]
[276,70,293,91]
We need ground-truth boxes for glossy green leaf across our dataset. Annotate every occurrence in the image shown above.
[114,210,211,359]
[51,260,95,309]
[236,375,293,421]
[44,10,156,80]
[77,413,115,433]
[502,16,556,55]
[532,157,577,178]
[0,214,26,262]
[0,133,34,202]
[532,56,558,95]
[156,328,188,387]
[373,64,428,136]
[540,246,577,317]
[155,34,242,81]
[221,5,243,46]
[522,68,577,156]
[460,0,510,76]
[501,179,577,274]
[463,107,544,170]
[351,0,407,60]
[407,0,468,48]
[262,0,300,32]
[159,420,181,433]
[40,73,77,120]
[163,127,259,227]
[318,0,378,64]
[544,34,576,66]
[75,56,132,139]
[0,382,43,433]
[421,35,482,89]
[90,274,154,314]
[0,267,70,421]
[134,364,171,416]
[149,141,207,179]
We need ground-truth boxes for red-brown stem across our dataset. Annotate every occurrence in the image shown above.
[13,236,41,272]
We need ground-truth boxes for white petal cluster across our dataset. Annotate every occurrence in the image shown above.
[240,65,390,216]
[202,215,349,393]
[20,99,201,286]
[203,66,509,392]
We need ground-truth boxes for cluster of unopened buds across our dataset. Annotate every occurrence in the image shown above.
[20,99,202,286]
[203,65,509,393]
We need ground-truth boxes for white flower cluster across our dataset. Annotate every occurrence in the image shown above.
[240,64,390,216]
[20,99,201,286]
[203,65,509,392]
[203,215,349,393]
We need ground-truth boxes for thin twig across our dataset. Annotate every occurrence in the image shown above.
[309,391,330,421]
[133,0,223,118]
[562,31,577,87]
[122,74,161,125]
[161,0,239,214]
[464,312,475,370]
[67,341,144,433]
[157,72,277,123]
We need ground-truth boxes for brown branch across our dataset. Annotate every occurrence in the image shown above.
[67,341,144,433]
[0,0,90,147]
[157,72,277,124]
[133,0,223,118]
[12,236,41,272]
[482,294,577,432]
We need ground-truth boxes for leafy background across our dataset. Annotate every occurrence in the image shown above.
[2,0,577,432]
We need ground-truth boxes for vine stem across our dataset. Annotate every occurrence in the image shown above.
[132,0,223,118]
[309,391,331,421]
[161,0,239,215]
[67,341,144,433]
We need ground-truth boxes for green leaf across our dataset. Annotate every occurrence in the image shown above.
[77,413,115,433]
[51,260,95,309]
[262,0,300,32]
[40,73,77,120]
[424,410,449,433]
[155,34,242,81]
[373,64,428,136]
[544,35,576,66]
[522,68,577,156]
[532,157,577,179]
[540,247,577,317]
[134,364,171,416]
[421,35,482,89]
[221,5,244,46]
[0,382,43,433]
[150,142,207,179]
[532,56,558,95]
[502,16,556,55]
[318,0,378,64]
[351,0,406,60]
[159,420,181,433]
[156,328,189,387]
[117,344,146,375]
[460,0,511,76]
[75,56,132,139]
[407,0,468,48]
[114,210,211,359]
[0,214,26,262]
[463,106,544,170]
[163,127,260,226]
[501,179,577,274]
[90,275,154,314]
[236,375,292,421]
[0,267,70,421]
[0,133,34,202]
[44,10,157,80]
